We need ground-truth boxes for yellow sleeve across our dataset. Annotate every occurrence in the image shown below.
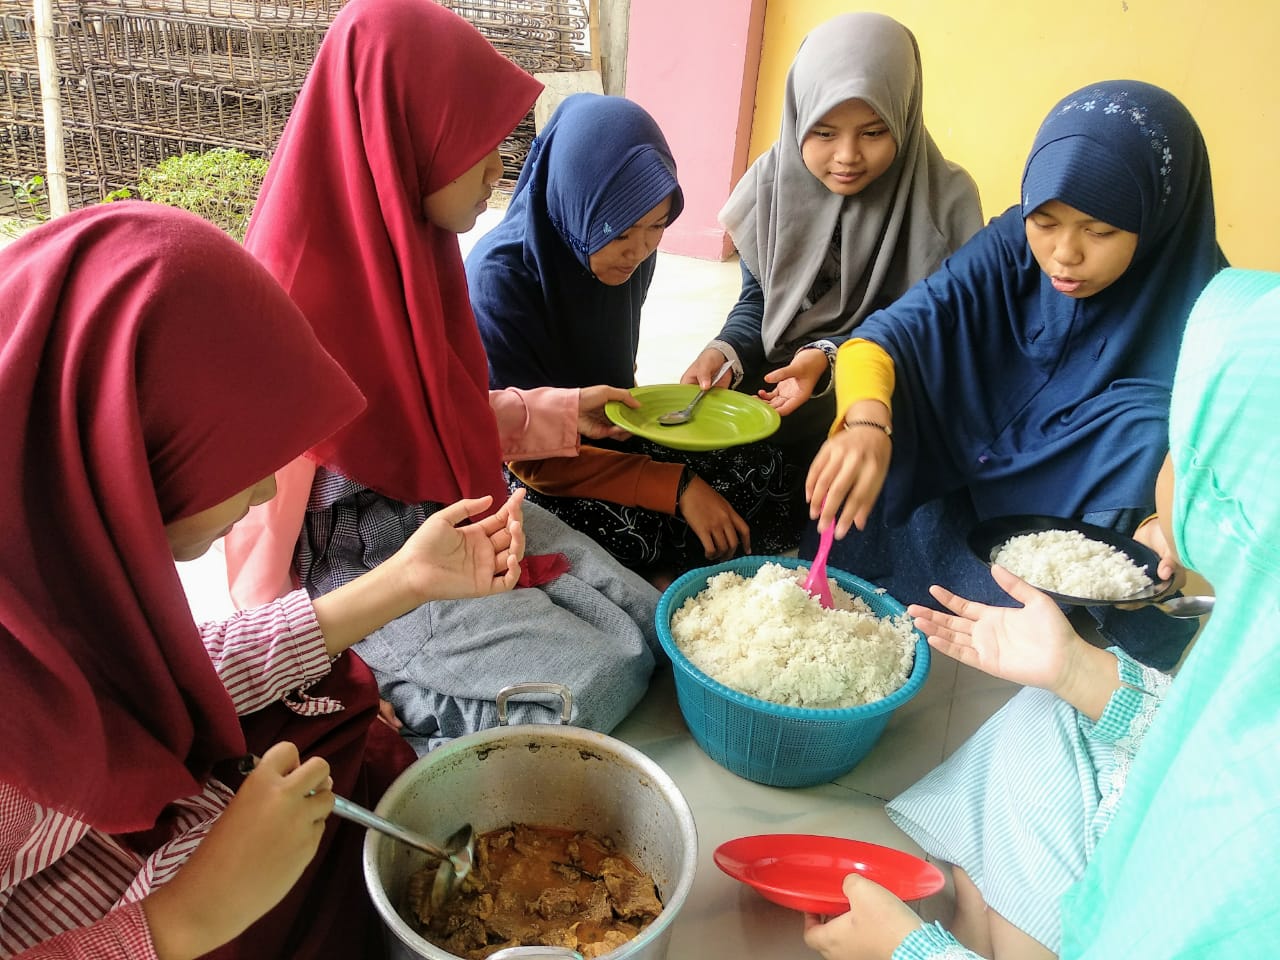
[832,338,895,432]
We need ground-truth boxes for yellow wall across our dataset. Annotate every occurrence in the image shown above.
[749,0,1279,269]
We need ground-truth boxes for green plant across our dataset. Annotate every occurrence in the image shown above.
[4,174,50,225]
[134,149,269,242]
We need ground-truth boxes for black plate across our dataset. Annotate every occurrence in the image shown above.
[967,514,1172,606]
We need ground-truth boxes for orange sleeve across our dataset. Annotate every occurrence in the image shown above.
[508,446,686,514]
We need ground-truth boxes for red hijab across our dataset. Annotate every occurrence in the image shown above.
[0,203,364,833]
[244,0,543,507]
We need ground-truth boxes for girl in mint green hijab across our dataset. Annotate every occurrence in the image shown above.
[1057,268,1280,955]
[802,267,1280,958]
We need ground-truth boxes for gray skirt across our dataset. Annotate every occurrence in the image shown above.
[352,501,661,753]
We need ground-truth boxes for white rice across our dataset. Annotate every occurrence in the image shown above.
[992,529,1152,600]
[668,562,916,710]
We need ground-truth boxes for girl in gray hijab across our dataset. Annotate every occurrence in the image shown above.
[681,12,982,470]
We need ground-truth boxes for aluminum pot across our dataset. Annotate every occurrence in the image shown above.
[364,684,698,960]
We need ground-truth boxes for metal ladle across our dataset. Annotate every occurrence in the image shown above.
[330,796,473,910]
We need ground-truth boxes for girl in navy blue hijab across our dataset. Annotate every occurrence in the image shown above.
[469,94,796,579]
[806,80,1226,669]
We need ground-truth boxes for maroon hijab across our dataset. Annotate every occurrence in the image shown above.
[0,203,364,833]
[244,0,543,507]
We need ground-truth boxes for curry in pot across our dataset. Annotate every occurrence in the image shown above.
[407,822,663,958]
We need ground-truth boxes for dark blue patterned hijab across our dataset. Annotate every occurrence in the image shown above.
[468,93,683,390]
[858,80,1227,521]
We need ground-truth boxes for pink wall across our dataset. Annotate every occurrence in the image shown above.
[625,0,765,260]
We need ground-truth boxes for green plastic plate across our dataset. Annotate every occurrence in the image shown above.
[605,384,781,452]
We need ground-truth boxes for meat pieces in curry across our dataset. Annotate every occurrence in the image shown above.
[407,823,663,959]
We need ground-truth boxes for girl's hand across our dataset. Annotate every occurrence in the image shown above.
[143,742,333,959]
[578,385,637,441]
[758,350,827,415]
[802,875,922,960]
[805,409,893,539]
[1130,514,1186,591]
[679,347,733,389]
[677,474,751,560]
[399,490,526,600]
[313,491,527,656]
[377,698,403,731]
[910,565,1085,691]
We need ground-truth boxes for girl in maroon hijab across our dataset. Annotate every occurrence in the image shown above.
[0,202,527,958]
[228,0,662,750]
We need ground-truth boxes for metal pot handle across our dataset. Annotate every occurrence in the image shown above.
[488,948,584,960]
[495,682,573,726]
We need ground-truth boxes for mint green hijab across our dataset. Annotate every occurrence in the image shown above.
[1060,268,1280,954]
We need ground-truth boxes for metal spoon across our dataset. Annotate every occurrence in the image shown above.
[1137,594,1215,618]
[330,796,473,909]
[658,360,733,425]
[238,753,474,906]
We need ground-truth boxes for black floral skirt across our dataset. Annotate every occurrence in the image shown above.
[506,436,801,576]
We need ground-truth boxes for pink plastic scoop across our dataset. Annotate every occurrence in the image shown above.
[802,501,835,609]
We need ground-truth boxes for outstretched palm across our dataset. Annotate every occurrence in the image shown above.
[908,565,1082,691]
[400,491,526,599]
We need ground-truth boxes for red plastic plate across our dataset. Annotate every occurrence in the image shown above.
[713,834,945,913]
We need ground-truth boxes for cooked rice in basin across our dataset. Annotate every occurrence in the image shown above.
[992,529,1153,600]
[668,562,916,709]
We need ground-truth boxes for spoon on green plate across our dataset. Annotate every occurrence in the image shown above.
[658,360,733,425]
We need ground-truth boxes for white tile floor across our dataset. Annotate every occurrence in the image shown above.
[175,209,1018,958]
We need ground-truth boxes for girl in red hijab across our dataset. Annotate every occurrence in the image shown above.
[228,0,662,750]
[0,202,527,958]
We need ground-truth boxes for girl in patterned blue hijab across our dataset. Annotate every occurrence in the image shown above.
[809,80,1226,669]
[804,266,1280,960]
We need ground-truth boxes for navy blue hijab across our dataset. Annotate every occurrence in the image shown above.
[469,93,683,390]
[858,80,1226,522]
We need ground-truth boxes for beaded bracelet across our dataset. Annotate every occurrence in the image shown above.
[842,418,893,438]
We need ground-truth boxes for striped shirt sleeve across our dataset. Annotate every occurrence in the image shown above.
[893,921,980,959]
[1082,647,1171,745]
[2,783,159,958]
[1,780,238,957]
[1082,648,1172,848]
[197,588,339,716]
[9,901,156,960]
[2,597,339,956]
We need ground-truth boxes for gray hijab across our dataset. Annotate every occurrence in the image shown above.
[719,12,982,362]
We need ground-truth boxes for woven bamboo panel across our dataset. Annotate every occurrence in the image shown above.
[436,1,590,179]
[86,68,297,148]
[5,0,594,211]
[0,120,101,180]
[0,5,84,74]
[498,115,534,180]
[1,67,93,126]
[80,0,344,23]
[439,0,589,72]
[93,121,251,178]
[73,7,327,86]
[0,175,106,215]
